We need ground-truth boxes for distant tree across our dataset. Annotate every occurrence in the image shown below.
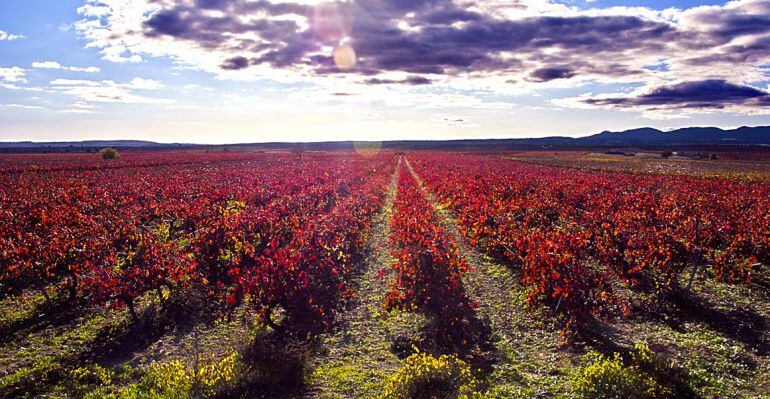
[660,150,673,159]
[295,143,307,160]
[710,154,718,160]
[100,147,119,159]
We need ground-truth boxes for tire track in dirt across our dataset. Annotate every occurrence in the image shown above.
[404,157,572,396]
[307,157,424,398]
[404,158,521,332]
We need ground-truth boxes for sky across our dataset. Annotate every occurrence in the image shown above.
[1,0,769,144]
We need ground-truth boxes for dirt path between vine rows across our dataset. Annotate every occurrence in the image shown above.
[404,158,522,331]
[404,158,573,396]
[306,157,426,398]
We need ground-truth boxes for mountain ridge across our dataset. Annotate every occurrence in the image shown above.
[2,126,769,151]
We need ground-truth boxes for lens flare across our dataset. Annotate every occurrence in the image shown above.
[311,2,352,41]
[333,44,357,70]
[353,141,382,157]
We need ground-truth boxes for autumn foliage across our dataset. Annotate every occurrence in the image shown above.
[1,150,767,340]
[411,153,769,336]
[0,152,395,334]
[384,161,473,324]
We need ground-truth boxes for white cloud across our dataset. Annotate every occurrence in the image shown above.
[430,116,481,128]
[1,104,44,110]
[71,101,96,109]
[125,77,164,90]
[0,67,27,83]
[32,61,101,73]
[50,78,103,87]
[0,30,24,41]
[283,79,518,111]
[59,109,96,114]
[77,4,113,17]
[49,77,172,104]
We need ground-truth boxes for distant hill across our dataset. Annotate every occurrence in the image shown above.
[0,140,194,153]
[330,125,770,149]
[1,126,769,153]
[574,126,770,146]
[0,140,168,148]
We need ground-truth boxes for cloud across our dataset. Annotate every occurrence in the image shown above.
[364,76,432,85]
[0,30,24,41]
[1,104,44,110]
[528,67,576,82]
[125,77,164,89]
[49,79,103,87]
[430,116,480,128]
[32,61,101,73]
[559,80,770,119]
[49,77,171,104]
[76,1,677,81]
[582,80,770,109]
[0,67,26,83]
[283,79,516,111]
[72,0,770,115]
[220,56,249,71]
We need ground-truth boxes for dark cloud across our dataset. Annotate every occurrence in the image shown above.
[364,76,432,85]
[685,5,770,45]
[528,67,575,82]
[145,10,189,37]
[220,56,250,70]
[195,0,228,10]
[583,80,770,110]
[680,35,770,66]
[356,0,454,14]
[421,8,483,24]
[712,14,770,38]
[191,0,311,15]
[342,15,677,79]
[84,0,761,92]
[144,5,302,49]
[674,2,770,71]
[139,0,679,83]
[405,76,432,85]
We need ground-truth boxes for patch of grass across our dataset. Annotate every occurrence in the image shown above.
[69,364,116,394]
[47,363,138,398]
[487,337,526,384]
[309,361,389,399]
[116,352,241,399]
[0,310,128,397]
[0,290,49,331]
[676,326,755,397]
[568,343,668,399]
[231,330,310,397]
[378,301,430,353]
[1,360,132,399]
[0,355,65,398]
[483,336,543,399]
[380,352,483,399]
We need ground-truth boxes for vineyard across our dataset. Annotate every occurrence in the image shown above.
[0,151,768,398]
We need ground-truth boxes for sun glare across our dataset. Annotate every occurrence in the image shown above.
[333,44,357,70]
